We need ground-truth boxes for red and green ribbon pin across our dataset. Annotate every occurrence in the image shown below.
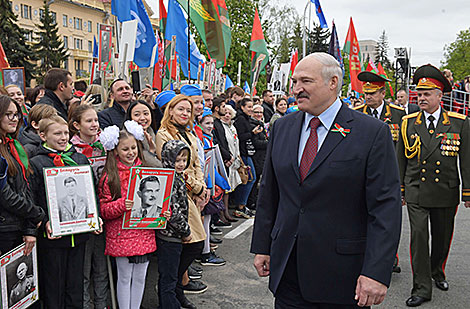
[331,123,351,137]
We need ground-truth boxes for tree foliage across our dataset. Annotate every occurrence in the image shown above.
[375,30,391,70]
[0,0,37,85]
[32,1,68,82]
[306,24,330,54]
[442,28,470,81]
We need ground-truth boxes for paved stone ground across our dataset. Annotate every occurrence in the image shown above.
[141,203,470,308]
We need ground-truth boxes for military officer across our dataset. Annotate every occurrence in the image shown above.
[9,262,34,306]
[354,71,406,146]
[397,64,470,307]
[354,71,405,273]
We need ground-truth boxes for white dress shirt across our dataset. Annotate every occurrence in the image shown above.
[423,107,441,129]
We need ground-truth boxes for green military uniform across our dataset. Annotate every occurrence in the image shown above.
[9,274,34,306]
[396,64,470,302]
[354,101,405,144]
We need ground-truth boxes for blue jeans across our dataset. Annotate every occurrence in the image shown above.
[233,156,256,207]
[156,237,183,309]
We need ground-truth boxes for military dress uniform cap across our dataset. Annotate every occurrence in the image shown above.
[412,64,452,93]
[357,71,391,93]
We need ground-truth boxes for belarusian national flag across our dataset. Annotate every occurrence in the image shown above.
[343,17,362,93]
[0,40,10,86]
[377,62,394,96]
[159,0,167,33]
[153,34,165,91]
[250,8,269,89]
[177,0,231,68]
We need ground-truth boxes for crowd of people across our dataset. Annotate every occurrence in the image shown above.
[0,67,293,309]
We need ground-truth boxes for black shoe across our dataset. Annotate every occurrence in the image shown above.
[183,280,208,294]
[210,235,223,244]
[435,279,449,291]
[178,296,197,309]
[214,219,232,228]
[188,266,202,279]
[189,264,203,274]
[393,265,401,273]
[210,226,222,235]
[406,296,430,307]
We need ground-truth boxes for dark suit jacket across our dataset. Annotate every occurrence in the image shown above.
[250,103,402,305]
[405,102,420,114]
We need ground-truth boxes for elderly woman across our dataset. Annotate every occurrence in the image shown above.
[155,94,207,309]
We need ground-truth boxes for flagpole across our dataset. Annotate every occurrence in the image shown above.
[302,0,311,58]
[187,0,191,83]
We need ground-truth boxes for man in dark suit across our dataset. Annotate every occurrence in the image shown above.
[251,52,402,308]
[397,64,470,307]
[397,89,420,114]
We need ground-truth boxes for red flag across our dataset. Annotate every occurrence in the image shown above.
[343,18,362,93]
[0,41,10,69]
[366,59,378,73]
[377,62,394,97]
[153,34,165,90]
[289,49,298,76]
[159,0,167,33]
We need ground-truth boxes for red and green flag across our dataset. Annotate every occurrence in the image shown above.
[0,40,10,86]
[377,62,394,97]
[176,0,231,68]
[343,17,362,93]
[159,0,167,33]
[250,8,269,90]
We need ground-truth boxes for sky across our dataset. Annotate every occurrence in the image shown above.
[148,0,470,67]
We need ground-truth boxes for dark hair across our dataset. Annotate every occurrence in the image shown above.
[275,97,287,108]
[262,90,272,97]
[27,85,45,105]
[230,86,244,98]
[44,68,72,91]
[211,97,225,113]
[139,175,160,191]
[125,100,157,132]
[0,95,30,177]
[238,98,253,111]
[68,104,97,137]
[63,177,77,186]
[109,78,125,94]
[74,80,87,92]
[100,129,147,200]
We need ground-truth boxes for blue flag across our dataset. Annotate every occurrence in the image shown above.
[92,36,98,58]
[166,0,205,80]
[311,0,328,28]
[225,75,234,90]
[111,0,156,67]
[243,81,250,94]
[328,21,344,76]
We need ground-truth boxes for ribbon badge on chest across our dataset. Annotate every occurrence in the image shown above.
[331,123,351,137]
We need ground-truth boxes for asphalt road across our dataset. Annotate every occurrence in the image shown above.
[141,203,470,308]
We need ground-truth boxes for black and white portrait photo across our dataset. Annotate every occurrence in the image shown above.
[6,254,35,308]
[1,68,25,94]
[131,175,164,218]
[55,176,89,222]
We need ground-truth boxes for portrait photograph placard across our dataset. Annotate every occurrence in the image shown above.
[1,67,26,94]
[0,243,39,309]
[43,165,100,237]
[123,167,175,229]
[89,156,107,183]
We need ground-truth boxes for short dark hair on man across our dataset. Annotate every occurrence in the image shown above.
[211,97,225,112]
[262,90,272,98]
[238,97,253,109]
[63,177,77,186]
[44,68,72,91]
[74,80,87,92]
[139,175,160,192]
[109,78,125,94]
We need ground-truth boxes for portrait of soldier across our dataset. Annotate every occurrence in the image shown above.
[9,262,34,306]
[58,176,88,222]
[132,176,162,218]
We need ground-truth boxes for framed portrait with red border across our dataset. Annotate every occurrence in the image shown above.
[122,167,175,229]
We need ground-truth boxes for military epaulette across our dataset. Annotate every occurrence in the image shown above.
[447,111,466,120]
[389,103,405,111]
[353,104,365,111]
[403,112,420,119]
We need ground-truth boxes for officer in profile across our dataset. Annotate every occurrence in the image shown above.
[397,64,470,307]
[9,262,34,306]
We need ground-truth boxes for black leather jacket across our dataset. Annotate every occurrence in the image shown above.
[0,157,45,237]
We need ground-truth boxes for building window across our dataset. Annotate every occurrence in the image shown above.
[63,36,68,49]
[39,9,44,20]
[88,40,92,52]
[74,17,82,30]
[21,4,32,19]
[74,38,83,50]
[51,12,56,24]
[63,14,67,27]
[64,59,68,70]
[24,31,33,42]
[88,21,92,32]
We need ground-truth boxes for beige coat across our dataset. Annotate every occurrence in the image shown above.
[156,126,206,243]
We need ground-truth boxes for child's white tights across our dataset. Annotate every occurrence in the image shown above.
[115,256,149,309]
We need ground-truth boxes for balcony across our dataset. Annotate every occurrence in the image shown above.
[71,49,91,59]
